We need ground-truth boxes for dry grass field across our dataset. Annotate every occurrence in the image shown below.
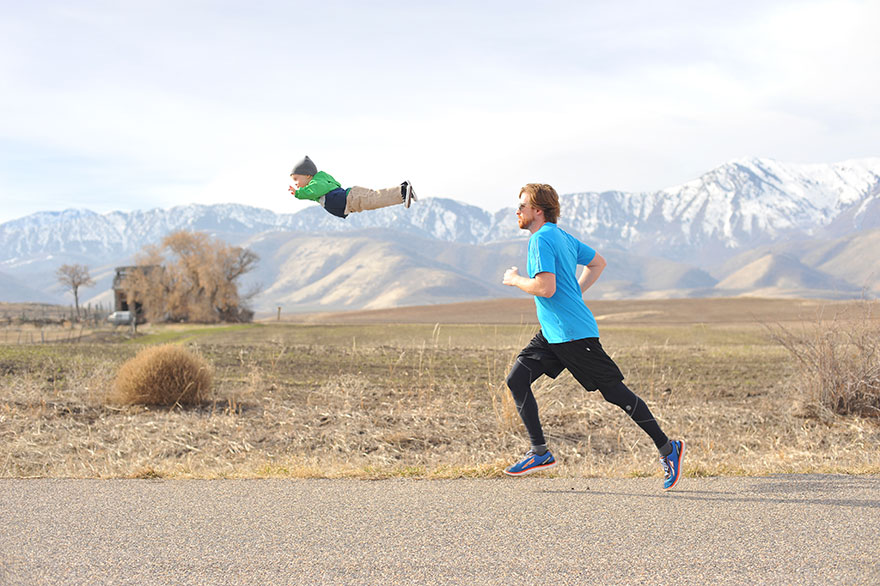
[1,298,878,480]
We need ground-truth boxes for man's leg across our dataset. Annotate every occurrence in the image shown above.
[551,338,671,451]
[505,356,548,450]
[503,355,559,476]
[596,380,669,451]
[552,337,685,488]
[598,380,685,489]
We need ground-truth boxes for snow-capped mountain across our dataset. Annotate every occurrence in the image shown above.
[555,157,880,264]
[1,157,878,310]
[0,199,499,269]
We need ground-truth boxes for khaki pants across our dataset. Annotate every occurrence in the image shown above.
[345,185,403,214]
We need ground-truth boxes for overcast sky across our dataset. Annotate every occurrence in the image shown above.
[1,0,878,224]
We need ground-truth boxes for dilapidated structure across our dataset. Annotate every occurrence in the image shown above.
[112,265,159,322]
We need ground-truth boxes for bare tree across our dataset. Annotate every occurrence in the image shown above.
[122,231,259,323]
[56,264,96,320]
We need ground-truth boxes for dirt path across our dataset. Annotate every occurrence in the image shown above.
[2,475,878,585]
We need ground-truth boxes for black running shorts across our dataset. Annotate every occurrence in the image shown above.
[516,330,624,391]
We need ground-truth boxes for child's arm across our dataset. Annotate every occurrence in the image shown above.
[291,172,341,201]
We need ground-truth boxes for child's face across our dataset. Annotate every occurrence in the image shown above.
[291,174,312,188]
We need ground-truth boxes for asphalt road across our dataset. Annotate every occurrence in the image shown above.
[1,475,878,585]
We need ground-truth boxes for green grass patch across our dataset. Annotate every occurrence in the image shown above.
[129,323,261,345]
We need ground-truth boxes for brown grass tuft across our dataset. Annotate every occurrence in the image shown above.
[110,344,213,406]
[765,300,880,417]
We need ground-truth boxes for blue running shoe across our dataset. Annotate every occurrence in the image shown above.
[504,449,557,476]
[661,440,685,490]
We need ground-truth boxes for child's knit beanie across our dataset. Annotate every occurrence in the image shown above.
[291,156,318,176]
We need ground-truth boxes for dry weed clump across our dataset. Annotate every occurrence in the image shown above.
[110,344,213,406]
[766,301,880,418]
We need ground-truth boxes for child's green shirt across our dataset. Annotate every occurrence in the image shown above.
[292,171,342,202]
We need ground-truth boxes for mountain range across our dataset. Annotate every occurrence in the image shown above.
[1,157,878,314]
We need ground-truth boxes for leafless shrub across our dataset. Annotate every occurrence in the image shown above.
[766,301,880,417]
[55,264,95,320]
[110,344,213,406]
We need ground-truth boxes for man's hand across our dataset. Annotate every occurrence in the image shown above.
[503,267,556,297]
[502,266,521,287]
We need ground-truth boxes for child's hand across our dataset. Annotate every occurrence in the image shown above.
[288,185,297,195]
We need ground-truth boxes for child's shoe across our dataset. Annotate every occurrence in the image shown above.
[401,181,416,208]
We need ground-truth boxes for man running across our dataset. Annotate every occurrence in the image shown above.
[501,183,684,490]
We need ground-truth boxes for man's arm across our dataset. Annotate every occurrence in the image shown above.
[502,267,556,298]
[578,252,606,293]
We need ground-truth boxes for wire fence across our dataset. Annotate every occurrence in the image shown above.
[0,302,118,345]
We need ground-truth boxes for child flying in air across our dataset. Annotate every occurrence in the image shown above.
[288,156,416,219]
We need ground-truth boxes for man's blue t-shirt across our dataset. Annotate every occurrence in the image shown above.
[527,223,600,343]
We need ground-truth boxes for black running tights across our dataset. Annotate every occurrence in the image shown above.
[505,357,669,450]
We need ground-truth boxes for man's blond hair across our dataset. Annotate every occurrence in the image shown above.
[520,183,560,223]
